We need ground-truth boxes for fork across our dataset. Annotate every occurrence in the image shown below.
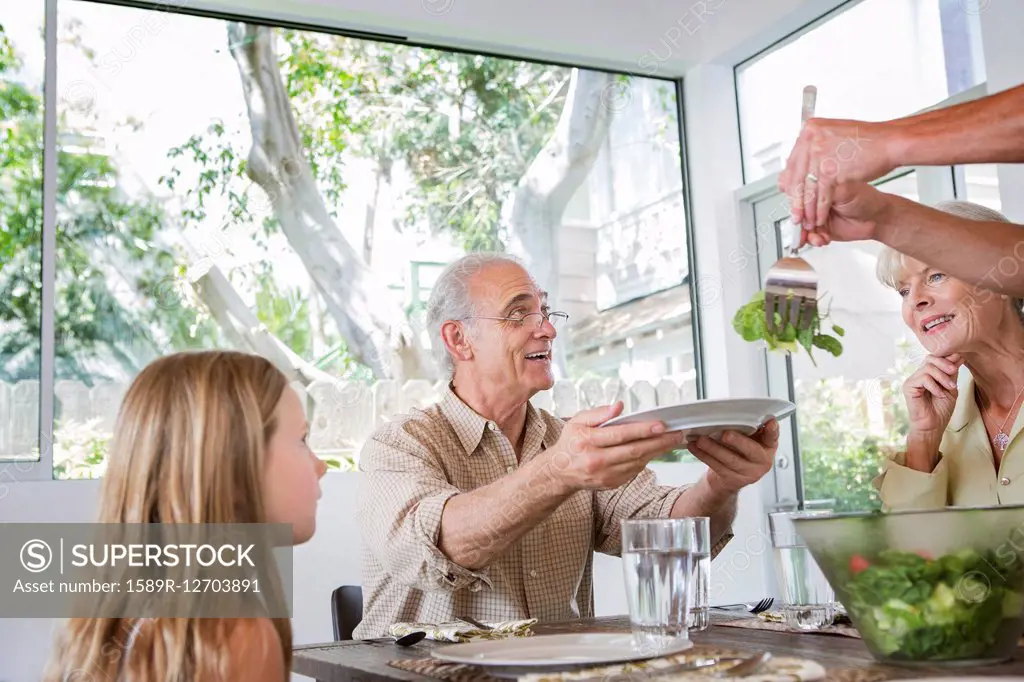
[717,651,772,678]
[711,597,774,614]
[763,85,819,336]
[456,615,493,631]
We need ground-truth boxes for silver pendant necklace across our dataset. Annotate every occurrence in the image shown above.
[980,384,1024,453]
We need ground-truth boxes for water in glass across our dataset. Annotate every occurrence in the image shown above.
[623,547,692,648]
[687,550,710,630]
[769,510,836,630]
[772,545,835,628]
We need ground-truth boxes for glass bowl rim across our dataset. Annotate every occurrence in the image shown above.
[790,503,1024,522]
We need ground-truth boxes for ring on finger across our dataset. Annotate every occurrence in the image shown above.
[806,172,818,183]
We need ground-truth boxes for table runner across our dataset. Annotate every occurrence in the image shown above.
[386,644,900,682]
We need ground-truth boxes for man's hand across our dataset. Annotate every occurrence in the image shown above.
[544,402,687,494]
[801,181,895,248]
[778,118,896,233]
[686,418,779,495]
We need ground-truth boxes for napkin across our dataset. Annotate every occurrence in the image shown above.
[389,618,537,642]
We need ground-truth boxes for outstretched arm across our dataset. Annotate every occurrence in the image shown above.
[780,83,1024,230]
[805,181,1024,298]
[871,195,1024,298]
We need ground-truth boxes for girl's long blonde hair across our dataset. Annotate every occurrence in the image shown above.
[44,350,292,681]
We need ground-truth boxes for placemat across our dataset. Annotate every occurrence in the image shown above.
[716,611,861,639]
[388,644,892,682]
[717,611,1024,648]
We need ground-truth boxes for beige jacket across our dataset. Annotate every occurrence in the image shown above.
[874,369,1024,510]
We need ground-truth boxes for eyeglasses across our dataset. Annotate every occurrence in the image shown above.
[463,311,569,330]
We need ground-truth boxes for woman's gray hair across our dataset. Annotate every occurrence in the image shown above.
[426,252,525,377]
[875,200,1024,321]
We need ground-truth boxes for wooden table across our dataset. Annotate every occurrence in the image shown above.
[292,615,1024,682]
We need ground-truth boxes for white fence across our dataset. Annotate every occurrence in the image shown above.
[0,376,699,460]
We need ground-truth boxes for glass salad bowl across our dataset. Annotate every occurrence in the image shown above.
[792,505,1024,667]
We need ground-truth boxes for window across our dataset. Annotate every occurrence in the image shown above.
[736,0,986,182]
[5,1,697,478]
[788,173,923,511]
[1,3,45,462]
[752,172,929,512]
[958,164,1002,213]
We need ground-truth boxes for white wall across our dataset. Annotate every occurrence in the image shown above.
[176,0,822,77]
[977,0,1024,223]
[682,60,779,612]
[0,462,771,682]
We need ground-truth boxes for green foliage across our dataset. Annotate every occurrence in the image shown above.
[324,456,356,472]
[255,276,312,357]
[0,31,44,379]
[733,290,844,366]
[278,30,363,213]
[796,340,919,512]
[50,418,110,479]
[276,33,570,251]
[50,414,359,481]
[160,29,576,380]
[159,122,279,241]
[158,124,352,368]
[796,379,888,513]
[0,25,218,383]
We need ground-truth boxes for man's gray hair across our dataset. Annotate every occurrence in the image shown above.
[426,252,525,377]
[875,200,1024,322]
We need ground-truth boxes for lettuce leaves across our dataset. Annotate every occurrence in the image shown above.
[841,548,1024,661]
[732,290,845,366]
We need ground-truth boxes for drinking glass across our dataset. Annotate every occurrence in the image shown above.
[684,517,710,631]
[620,518,694,651]
[768,511,836,630]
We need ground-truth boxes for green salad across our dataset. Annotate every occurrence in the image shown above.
[840,548,1024,661]
[732,290,844,366]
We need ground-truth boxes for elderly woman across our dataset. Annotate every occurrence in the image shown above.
[873,200,1024,510]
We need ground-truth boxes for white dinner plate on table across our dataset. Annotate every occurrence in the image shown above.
[601,398,796,438]
[431,633,692,676]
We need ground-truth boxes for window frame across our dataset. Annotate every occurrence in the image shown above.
[734,85,992,512]
[3,0,703,480]
[732,0,988,186]
[3,0,59,483]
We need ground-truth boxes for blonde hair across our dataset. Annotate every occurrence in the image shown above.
[44,350,292,681]
[876,200,1024,320]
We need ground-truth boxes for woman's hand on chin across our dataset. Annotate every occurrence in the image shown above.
[904,354,962,433]
[902,353,962,472]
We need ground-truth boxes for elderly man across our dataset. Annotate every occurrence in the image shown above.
[353,253,778,637]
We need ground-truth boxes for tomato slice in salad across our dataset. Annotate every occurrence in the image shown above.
[849,554,870,574]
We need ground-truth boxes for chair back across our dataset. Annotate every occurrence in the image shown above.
[331,585,363,641]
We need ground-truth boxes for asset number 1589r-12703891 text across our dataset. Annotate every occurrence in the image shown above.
[127,579,260,593]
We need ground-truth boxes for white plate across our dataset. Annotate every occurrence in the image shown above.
[431,633,692,669]
[601,398,796,438]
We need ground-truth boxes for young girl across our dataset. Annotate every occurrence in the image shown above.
[44,350,327,681]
